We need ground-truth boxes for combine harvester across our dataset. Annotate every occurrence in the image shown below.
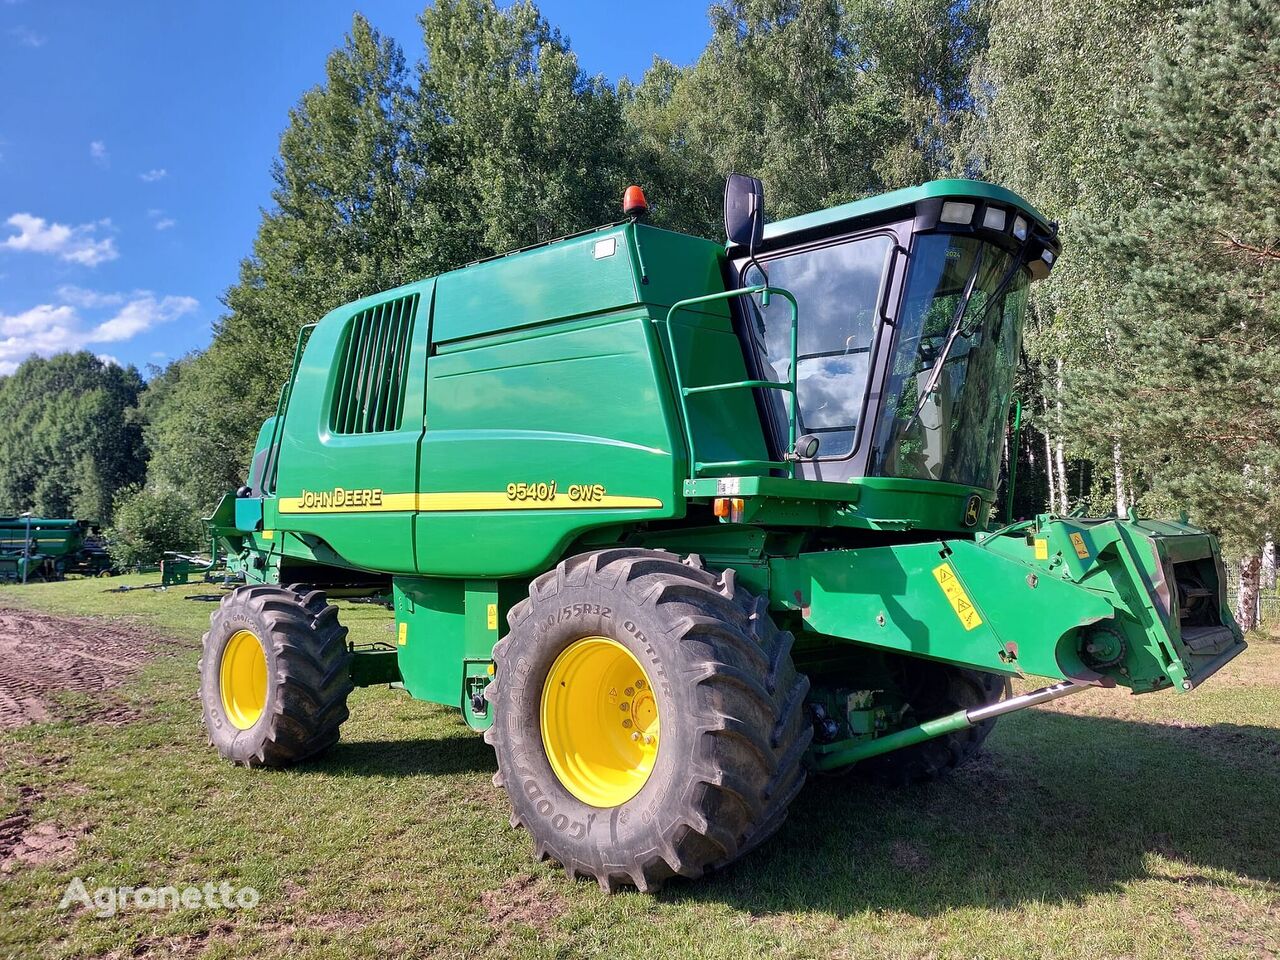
[202,177,1244,891]
[0,516,112,582]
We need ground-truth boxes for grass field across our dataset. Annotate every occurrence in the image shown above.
[1,574,1277,959]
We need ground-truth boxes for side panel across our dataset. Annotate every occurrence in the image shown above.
[269,282,433,574]
[413,310,684,577]
[393,576,525,723]
[431,226,639,343]
[770,540,1115,681]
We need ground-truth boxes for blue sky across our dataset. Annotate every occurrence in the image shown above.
[0,1,712,376]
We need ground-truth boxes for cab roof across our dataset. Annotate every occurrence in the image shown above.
[760,179,1053,245]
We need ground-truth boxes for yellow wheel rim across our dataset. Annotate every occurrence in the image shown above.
[540,636,660,808]
[219,629,268,730]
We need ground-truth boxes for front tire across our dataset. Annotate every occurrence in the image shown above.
[199,584,352,767]
[485,549,811,892]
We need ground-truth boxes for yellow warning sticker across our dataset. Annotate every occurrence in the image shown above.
[1034,538,1048,560]
[933,563,984,631]
[486,603,498,631]
[397,622,408,646]
[1069,532,1090,559]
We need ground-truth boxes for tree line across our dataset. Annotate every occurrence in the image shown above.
[1,0,1275,620]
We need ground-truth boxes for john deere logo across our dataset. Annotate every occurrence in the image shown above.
[962,494,982,527]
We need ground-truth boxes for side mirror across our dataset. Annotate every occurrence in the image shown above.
[724,173,765,250]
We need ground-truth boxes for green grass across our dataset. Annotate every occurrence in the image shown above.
[1,574,1277,959]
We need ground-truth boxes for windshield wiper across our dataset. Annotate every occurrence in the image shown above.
[907,245,987,423]
[905,244,1028,428]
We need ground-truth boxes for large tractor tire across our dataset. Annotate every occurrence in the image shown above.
[199,583,352,768]
[485,548,811,893]
[860,661,1011,784]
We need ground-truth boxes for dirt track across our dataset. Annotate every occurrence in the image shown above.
[0,607,177,729]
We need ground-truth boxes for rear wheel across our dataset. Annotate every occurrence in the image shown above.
[200,584,352,767]
[485,548,811,892]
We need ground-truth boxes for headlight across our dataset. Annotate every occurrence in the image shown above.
[940,201,976,224]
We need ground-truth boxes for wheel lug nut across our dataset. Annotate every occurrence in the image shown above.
[631,732,641,742]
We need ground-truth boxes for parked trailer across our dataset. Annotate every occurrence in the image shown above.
[0,517,113,582]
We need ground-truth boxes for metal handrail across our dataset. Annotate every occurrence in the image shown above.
[661,285,799,479]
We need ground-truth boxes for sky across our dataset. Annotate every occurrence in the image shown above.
[0,1,712,376]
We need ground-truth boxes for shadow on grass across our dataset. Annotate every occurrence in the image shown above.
[664,710,1280,916]
[314,732,496,778]
[282,706,1278,916]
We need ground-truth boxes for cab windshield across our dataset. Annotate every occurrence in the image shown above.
[869,234,1028,489]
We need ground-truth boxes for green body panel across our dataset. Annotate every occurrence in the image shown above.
[414,307,683,577]
[265,280,435,574]
[683,475,997,532]
[767,513,1243,695]
[393,577,524,730]
[207,178,1244,769]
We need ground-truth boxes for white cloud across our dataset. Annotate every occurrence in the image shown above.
[90,294,197,342]
[56,285,124,309]
[139,168,167,183]
[0,304,82,374]
[9,26,45,47]
[0,292,198,374]
[89,140,108,166]
[2,212,119,266]
[154,218,176,231]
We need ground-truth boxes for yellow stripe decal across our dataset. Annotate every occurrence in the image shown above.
[277,490,663,514]
[932,562,984,631]
[417,492,662,511]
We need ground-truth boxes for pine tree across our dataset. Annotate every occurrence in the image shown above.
[971,0,1182,515]
[1080,0,1280,566]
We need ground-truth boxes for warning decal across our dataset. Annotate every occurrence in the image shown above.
[932,562,985,632]
[1069,532,1091,560]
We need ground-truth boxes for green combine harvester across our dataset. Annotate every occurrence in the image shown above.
[0,516,112,582]
[202,176,1245,892]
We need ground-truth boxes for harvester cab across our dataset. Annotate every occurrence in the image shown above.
[201,175,1245,894]
[726,179,1055,492]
